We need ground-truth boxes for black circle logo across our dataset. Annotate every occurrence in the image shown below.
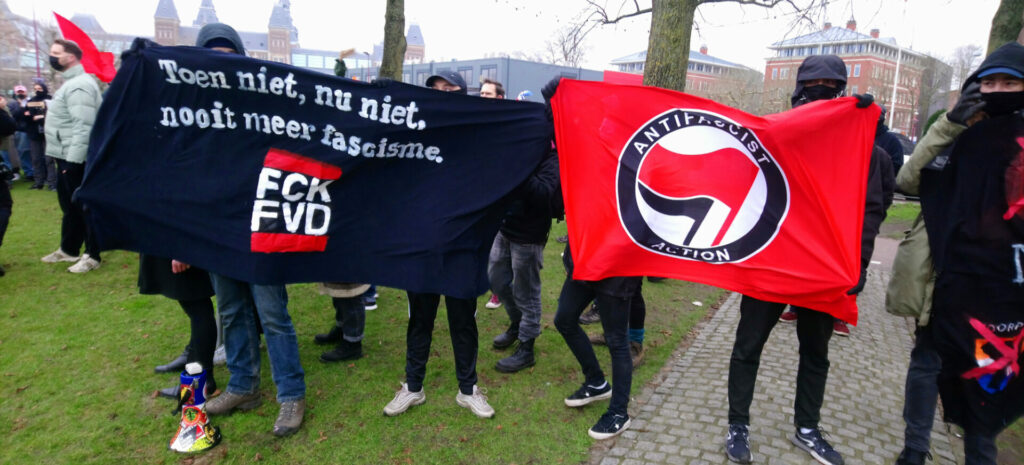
[616,108,789,263]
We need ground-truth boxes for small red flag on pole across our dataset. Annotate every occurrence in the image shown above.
[53,12,117,83]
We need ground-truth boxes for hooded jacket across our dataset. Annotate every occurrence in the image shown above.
[19,83,50,141]
[195,23,246,55]
[790,54,848,108]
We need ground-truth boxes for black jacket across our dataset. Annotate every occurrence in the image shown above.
[876,125,905,173]
[498,148,559,244]
[561,242,642,298]
[19,91,49,141]
[856,145,895,292]
[0,107,15,209]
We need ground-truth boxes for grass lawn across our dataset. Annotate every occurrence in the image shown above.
[0,180,724,465]
[880,200,920,239]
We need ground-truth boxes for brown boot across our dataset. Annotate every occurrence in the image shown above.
[630,341,644,368]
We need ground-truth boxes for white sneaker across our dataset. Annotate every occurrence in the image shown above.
[67,254,101,273]
[455,385,495,418]
[383,383,425,416]
[41,249,79,263]
[213,345,227,366]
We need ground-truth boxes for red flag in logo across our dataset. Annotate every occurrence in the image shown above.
[553,80,879,324]
[54,13,117,83]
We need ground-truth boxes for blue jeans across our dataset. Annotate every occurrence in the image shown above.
[902,325,997,465]
[14,132,32,177]
[210,274,305,402]
[0,149,10,170]
[487,232,545,341]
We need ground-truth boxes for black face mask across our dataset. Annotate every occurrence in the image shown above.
[49,55,65,72]
[801,85,840,103]
[15,94,25,100]
[982,91,1024,117]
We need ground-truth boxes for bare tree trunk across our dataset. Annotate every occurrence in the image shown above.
[643,0,698,91]
[379,0,406,80]
[988,0,1024,53]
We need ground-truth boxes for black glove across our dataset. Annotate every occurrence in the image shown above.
[853,93,874,108]
[846,269,867,295]
[947,81,985,125]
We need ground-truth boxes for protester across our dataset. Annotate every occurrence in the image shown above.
[479,76,504,313]
[876,107,906,174]
[20,82,52,190]
[892,42,1024,465]
[9,85,32,182]
[139,255,218,398]
[40,40,103,273]
[488,142,558,373]
[314,283,369,362]
[725,54,892,465]
[0,97,17,277]
[384,70,495,419]
[542,77,641,440]
[589,282,647,368]
[482,77,560,373]
[189,23,306,438]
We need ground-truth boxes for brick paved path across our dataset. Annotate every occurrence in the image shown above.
[595,269,961,465]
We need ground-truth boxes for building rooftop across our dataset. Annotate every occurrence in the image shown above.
[610,49,746,70]
[771,27,897,48]
[154,0,179,20]
[192,0,219,27]
[69,13,105,33]
[407,23,424,47]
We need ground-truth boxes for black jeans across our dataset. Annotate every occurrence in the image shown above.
[903,325,997,465]
[0,207,9,249]
[180,298,217,391]
[553,278,632,417]
[728,295,833,428]
[55,159,99,260]
[404,292,478,395]
[331,296,365,342]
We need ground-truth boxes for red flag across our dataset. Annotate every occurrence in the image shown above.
[53,13,117,83]
[552,80,879,324]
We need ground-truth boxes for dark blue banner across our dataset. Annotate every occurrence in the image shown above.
[78,39,552,298]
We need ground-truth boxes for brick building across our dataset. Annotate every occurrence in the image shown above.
[609,46,763,113]
[764,19,931,135]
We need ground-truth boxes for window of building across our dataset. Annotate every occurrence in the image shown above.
[308,55,324,68]
[780,68,789,79]
[771,68,777,80]
[416,71,429,85]
[291,54,307,67]
[368,75,376,81]
[403,72,411,83]
[481,65,497,81]
[853,64,861,77]
[560,72,578,79]
[846,65,851,76]
[851,85,858,94]
[458,67,473,85]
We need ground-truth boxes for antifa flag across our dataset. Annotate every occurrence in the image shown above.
[77,39,551,299]
[552,80,879,323]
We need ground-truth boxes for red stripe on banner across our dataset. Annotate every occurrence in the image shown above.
[251,232,328,253]
[263,149,342,179]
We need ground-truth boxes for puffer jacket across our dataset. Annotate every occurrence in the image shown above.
[44,64,102,163]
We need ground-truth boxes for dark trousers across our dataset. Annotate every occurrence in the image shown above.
[55,159,99,260]
[181,298,217,390]
[553,278,633,416]
[0,207,10,249]
[331,296,365,342]
[902,325,997,465]
[630,281,646,330]
[404,292,478,395]
[29,139,54,188]
[728,295,833,428]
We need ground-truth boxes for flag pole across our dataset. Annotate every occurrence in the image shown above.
[32,6,40,78]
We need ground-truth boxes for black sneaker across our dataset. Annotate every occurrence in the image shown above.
[725,424,753,464]
[792,428,844,465]
[564,381,612,407]
[896,447,930,465]
[587,411,630,440]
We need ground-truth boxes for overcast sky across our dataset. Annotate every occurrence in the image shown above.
[7,0,1001,72]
